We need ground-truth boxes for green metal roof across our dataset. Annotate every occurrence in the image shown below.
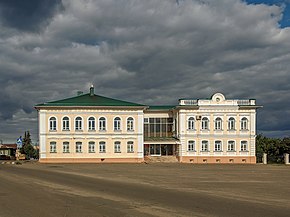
[35,93,145,107]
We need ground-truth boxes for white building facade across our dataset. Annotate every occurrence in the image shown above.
[35,87,261,164]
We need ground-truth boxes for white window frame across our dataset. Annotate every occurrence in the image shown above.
[228,117,235,130]
[201,141,209,152]
[127,141,134,153]
[76,142,82,153]
[99,141,106,153]
[127,117,134,131]
[188,140,195,152]
[50,141,56,153]
[63,142,69,153]
[114,117,121,131]
[201,117,209,130]
[215,117,222,130]
[88,141,95,153]
[99,117,106,131]
[75,117,83,131]
[49,117,57,131]
[241,117,248,130]
[62,117,70,131]
[214,141,222,152]
[241,141,248,151]
[227,141,235,151]
[188,117,195,130]
[88,117,96,131]
[114,141,121,153]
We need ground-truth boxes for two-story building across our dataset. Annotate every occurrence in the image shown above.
[35,86,261,163]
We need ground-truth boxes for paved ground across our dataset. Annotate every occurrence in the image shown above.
[0,162,290,217]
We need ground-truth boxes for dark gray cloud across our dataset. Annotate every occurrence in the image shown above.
[0,0,63,32]
[0,0,290,142]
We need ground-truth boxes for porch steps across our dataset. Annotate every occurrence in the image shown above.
[144,156,179,163]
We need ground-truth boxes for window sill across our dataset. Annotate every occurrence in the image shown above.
[127,151,134,153]
[75,130,83,132]
[99,152,106,153]
[200,150,209,152]
[49,130,57,132]
[62,129,70,131]
[99,130,107,132]
[214,150,223,152]
[114,151,121,153]
[114,130,122,132]
[88,130,96,132]
[50,152,57,153]
[240,150,249,152]
[227,150,236,152]
[188,150,196,152]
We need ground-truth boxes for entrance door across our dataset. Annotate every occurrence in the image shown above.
[149,144,161,156]
[161,145,174,156]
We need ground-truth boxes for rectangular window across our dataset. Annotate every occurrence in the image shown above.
[127,141,134,153]
[201,141,209,152]
[228,141,235,151]
[114,141,121,153]
[63,142,69,153]
[76,142,82,153]
[50,142,56,153]
[214,141,222,151]
[188,141,195,151]
[99,142,106,153]
[241,141,248,151]
[88,142,95,153]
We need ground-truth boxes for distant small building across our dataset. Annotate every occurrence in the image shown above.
[35,86,262,164]
[0,144,17,160]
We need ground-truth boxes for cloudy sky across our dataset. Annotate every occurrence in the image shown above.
[0,0,290,143]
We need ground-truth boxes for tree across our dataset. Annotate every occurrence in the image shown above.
[256,134,290,164]
[21,131,37,159]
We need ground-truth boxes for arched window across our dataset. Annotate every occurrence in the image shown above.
[127,117,134,131]
[50,141,56,153]
[228,141,235,151]
[114,117,121,131]
[188,141,195,151]
[114,141,121,153]
[215,141,222,151]
[63,142,69,153]
[127,141,134,153]
[49,117,57,131]
[228,117,235,130]
[88,117,95,131]
[241,141,248,151]
[75,117,82,130]
[215,117,222,130]
[76,142,82,153]
[241,117,248,130]
[188,117,195,130]
[99,117,106,131]
[201,117,209,130]
[201,141,209,152]
[88,141,95,153]
[99,141,106,153]
[62,117,69,131]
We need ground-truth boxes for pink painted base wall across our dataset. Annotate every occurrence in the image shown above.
[179,156,256,164]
